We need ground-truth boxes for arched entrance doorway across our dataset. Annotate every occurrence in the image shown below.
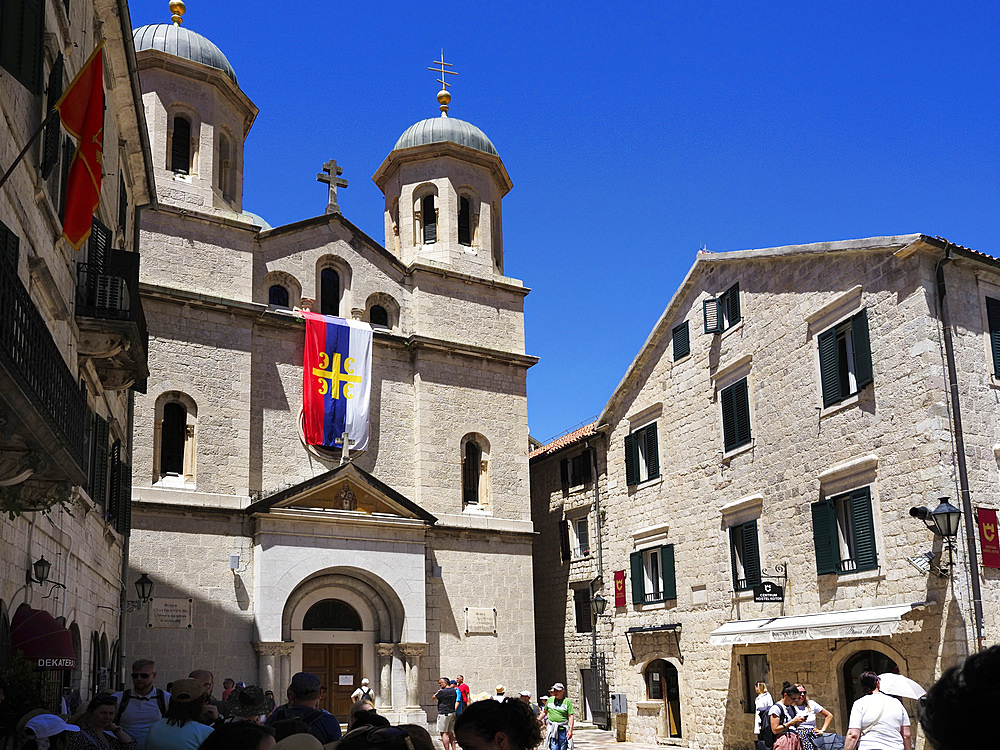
[301,599,363,717]
[644,659,681,738]
[842,650,898,714]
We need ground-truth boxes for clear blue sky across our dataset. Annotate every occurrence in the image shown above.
[130,1,1000,444]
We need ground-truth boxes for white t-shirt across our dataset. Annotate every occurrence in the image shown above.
[754,693,773,735]
[795,699,825,731]
[768,702,797,734]
[848,692,910,750]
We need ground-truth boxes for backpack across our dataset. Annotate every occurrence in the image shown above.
[758,704,791,750]
[115,689,167,724]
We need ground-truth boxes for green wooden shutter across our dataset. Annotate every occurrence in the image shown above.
[851,309,873,390]
[849,488,878,571]
[986,297,1000,377]
[703,298,722,333]
[108,440,121,522]
[560,458,569,490]
[817,328,841,407]
[1,0,45,93]
[624,433,638,485]
[559,520,571,563]
[115,460,132,535]
[734,379,751,447]
[90,414,109,508]
[728,526,741,590]
[41,53,64,179]
[742,520,761,587]
[727,282,741,325]
[672,321,690,360]
[660,544,676,600]
[721,384,738,451]
[811,499,839,575]
[630,551,644,604]
[580,450,592,483]
[0,219,18,271]
[644,422,659,480]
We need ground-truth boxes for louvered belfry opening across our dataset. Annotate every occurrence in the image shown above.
[458,196,471,245]
[171,116,191,174]
[422,195,436,243]
[160,402,186,475]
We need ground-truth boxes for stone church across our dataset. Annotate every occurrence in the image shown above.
[125,4,536,723]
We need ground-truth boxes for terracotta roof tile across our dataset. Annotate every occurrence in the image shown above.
[529,421,597,460]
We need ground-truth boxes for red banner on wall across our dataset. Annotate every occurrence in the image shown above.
[614,570,626,607]
[977,508,1000,569]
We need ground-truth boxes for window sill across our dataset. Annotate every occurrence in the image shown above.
[636,598,672,610]
[989,375,1000,390]
[629,476,663,493]
[571,553,592,562]
[636,701,663,712]
[721,319,745,340]
[156,474,195,489]
[827,566,883,583]
[819,392,861,418]
[722,440,754,461]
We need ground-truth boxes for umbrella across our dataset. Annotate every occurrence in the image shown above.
[878,672,927,699]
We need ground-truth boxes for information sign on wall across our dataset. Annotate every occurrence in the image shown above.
[147,598,193,629]
[465,607,497,635]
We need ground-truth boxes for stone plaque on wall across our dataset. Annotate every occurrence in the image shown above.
[465,607,497,635]
[147,598,193,629]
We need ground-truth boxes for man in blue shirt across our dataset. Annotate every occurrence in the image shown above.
[266,672,342,744]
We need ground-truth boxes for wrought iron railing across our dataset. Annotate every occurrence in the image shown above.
[76,248,147,348]
[644,591,664,604]
[0,259,86,470]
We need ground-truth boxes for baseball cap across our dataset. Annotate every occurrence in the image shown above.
[171,678,206,703]
[25,714,81,739]
[551,682,565,691]
[361,678,370,685]
[519,690,531,697]
[289,671,323,698]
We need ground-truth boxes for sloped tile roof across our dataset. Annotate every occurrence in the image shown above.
[529,421,597,460]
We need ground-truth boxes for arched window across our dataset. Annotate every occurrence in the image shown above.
[463,440,481,505]
[369,305,388,328]
[171,116,191,174]
[842,650,897,715]
[303,599,362,631]
[320,268,340,316]
[160,402,186,475]
[269,285,290,308]
[219,133,233,201]
[422,194,437,244]
[0,602,10,670]
[645,660,682,738]
[458,196,472,245]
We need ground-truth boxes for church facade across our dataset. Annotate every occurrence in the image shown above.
[125,8,536,722]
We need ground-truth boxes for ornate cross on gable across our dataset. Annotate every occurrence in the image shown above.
[337,430,356,465]
[317,159,348,215]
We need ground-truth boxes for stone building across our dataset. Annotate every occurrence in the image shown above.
[531,235,1000,749]
[124,5,536,724]
[0,0,153,707]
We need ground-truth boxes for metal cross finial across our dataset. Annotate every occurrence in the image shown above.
[317,159,348,215]
[428,49,458,90]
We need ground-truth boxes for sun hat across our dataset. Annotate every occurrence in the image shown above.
[496,684,505,693]
[519,690,531,697]
[25,714,81,739]
[224,685,271,717]
[170,678,206,703]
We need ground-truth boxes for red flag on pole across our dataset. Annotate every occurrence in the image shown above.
[55,42,105,249]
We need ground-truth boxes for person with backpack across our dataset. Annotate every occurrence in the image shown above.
[768,683,808,750]
[350,678,375,706]
[111,659,170,747]
[264,672,342,744]
[754,682,774,750]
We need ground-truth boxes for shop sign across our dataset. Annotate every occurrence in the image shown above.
[977,508,1000,569]
[752,581,784,603]
[614,570,626,607]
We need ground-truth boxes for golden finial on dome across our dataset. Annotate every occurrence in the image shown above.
[169,0,185,25]
[428,50,457,117]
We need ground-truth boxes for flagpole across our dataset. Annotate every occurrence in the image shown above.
[0,110,58,191]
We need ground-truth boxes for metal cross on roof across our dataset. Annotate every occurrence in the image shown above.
[428,49,457,90]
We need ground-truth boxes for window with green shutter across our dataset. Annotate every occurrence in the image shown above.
[720,378,752,452]
[0,0,46,93]
[729,520,761,591]
[672,321,690,360]
[0,218,19,272]
[89,414,110,508]
[561,451,592,490]
[624,422,659,485]
[811,487,878,575]
[986,297,1000,377]
[630,545,676,604]
[817,309,873,407]
[704,283,741,334]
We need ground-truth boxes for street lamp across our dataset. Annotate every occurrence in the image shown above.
[909,498,962,575]
[126,573,154,612]
[29,556,51,584]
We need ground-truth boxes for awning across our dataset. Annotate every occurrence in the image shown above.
[11,606,77,670]
[709,602,929,646]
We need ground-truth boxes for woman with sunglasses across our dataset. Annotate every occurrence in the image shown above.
[792,685,833,749]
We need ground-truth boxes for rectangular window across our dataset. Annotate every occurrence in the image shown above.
[720,378,752,452]
[0,0,45,93]
[573,587,593,633]
[704,282,741,334]
[672,321,690,360]
[818,309,873,407]
[624,421,659,485]
[986,296,1000,377]
[560,451,592,490]
[629,544,676,604]
[742,655,769,714]
[572,516,590,558]
[811,487,878,575]
[729,520,761,591]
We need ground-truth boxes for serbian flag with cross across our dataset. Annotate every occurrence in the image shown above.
[302,312,372,450]
[55,41,105,249]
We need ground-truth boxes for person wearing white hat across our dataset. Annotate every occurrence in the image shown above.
[493,685,506,702]
[518,690,541,721]
[22,714,80,750]
[541,683,574,750]
[350,678,375,706]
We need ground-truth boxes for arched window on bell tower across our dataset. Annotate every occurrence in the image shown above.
[160,402,186,475]
[320,268,340,316]
[422,194,437,244]
[458,196,472,246]
[171,115,191,174]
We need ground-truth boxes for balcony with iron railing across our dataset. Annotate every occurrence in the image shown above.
[75,247,149,391]
[0,256,87,482]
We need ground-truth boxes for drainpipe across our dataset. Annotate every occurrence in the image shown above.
[934,247,986,652]
[586,441,604,582]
